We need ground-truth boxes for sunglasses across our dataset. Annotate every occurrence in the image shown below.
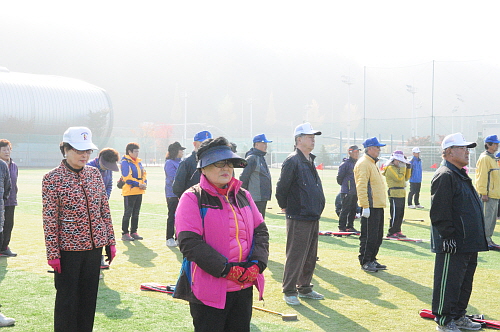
[72,148,93,155]
[212,160,234,168]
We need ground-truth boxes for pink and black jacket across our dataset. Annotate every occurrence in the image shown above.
[173,175,269,309]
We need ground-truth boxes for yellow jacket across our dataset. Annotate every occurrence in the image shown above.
[475,151,500,198]
[354,154,386,208]
[382,164,411,198]
[120,155,147,196]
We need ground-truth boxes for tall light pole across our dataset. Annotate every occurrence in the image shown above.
[342,75,353,146]
[406,85,417,138]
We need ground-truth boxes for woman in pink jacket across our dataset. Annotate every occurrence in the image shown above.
[173,137,269,332]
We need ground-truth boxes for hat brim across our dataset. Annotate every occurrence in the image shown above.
[70,142,98,151]
[486,140,500,144]
[100,158,119,172]
[197,146,247,168]
[296,131,322,136]
[255,139,273,143]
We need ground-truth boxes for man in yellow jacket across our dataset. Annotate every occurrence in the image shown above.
[354,137,387,272]
[475,134,500,249]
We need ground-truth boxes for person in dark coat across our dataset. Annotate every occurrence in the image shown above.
[430,133,488,332]
[239,134,272,218]
[336,145,361,232]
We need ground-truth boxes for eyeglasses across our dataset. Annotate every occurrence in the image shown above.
[72,148,93,155]
[212,160,234,168]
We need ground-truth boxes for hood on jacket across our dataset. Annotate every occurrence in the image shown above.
[245,147,267,158]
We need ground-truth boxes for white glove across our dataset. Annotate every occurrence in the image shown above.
[361,208,370,219]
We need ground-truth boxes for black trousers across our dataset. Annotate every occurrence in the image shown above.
[338,194,357,229]
[189,286,253,332]
[254,201,267,219]
[408,182,421,206]
[54,247,102,332]
[166,197,179,239]
[0,205,15,251]
[122,194,142,234]
[388,197,405,235]
[432,252,478,326]
[358,208,384,265]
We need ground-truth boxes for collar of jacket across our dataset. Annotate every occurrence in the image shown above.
[246,147,267,158]
[200,173,243,197]
[123,154,142,163]
[444,160,470,181]
[296,147,316,162]
[62,159,83,174]
[484,150,496,159]
[366,153,379,163]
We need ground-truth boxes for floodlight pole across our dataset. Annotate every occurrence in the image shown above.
[342,75,353,146]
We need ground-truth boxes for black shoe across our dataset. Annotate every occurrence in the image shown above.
[373,260,387,270]
[361,261,378,272]
[346,227,359,233]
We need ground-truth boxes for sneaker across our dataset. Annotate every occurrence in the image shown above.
[131,233,143,240]
[386,233,399,239]
[121,233,135,241]
[283,295,301,305]
[166,238,177,247]
[436,321,461,332]
[0,312,15,327]
[408,205,416,209]
[416,204,425,208]
[0,248,17,257]
[298,290,324,300]
[454,316,481,330]
[361,261,378,272]
[373,260,387,270]
[100,256,110,269]
[396,232,407,238]
[346,227,359,233]
[338,227,347,232]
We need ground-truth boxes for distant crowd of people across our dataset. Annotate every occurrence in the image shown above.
[1,124,498,331]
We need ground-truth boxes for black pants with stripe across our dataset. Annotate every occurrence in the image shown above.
[358,208,384,265]
[432,252,478,326]
[408,182,421,206]
[339,194,357,230]
[387,197,405,235]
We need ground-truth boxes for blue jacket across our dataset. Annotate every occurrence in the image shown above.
[409,157,422,183]
[276,149,325,221]
[430,161,488,253]
[87,157,113,198]
[165,158,181,198]
[4,159,17,206]
[239,148,272,202]
[337,157,357,195]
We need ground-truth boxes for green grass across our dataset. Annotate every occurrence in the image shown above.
[1,167,500,331]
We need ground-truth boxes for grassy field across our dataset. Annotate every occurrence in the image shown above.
[1,166,500,331]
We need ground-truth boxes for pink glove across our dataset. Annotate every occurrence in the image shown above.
[105,245,116,264]
[48,259,61,273]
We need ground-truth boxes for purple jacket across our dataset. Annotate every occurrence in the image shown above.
[337,157,357,195]
[164,158,181,198]
[4,159,17,206]
[87,157,113,198]
[175,175,269,309]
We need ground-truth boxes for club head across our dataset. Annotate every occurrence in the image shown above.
[281,314,298,321]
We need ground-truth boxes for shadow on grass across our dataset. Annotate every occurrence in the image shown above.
[318,235,359,249]
[167,246,184,264]
[371,271,433,305]
[96,280,133,319]
[315,265,398,309]
[0,260,7,284]
[267,259,284,284]
[122,241,158,267]
[381,240,432,257]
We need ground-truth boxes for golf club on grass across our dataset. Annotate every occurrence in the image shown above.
[252,306,298,321]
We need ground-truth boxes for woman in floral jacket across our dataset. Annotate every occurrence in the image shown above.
[42,127,116,332]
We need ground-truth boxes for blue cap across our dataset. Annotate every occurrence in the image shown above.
[362,137,386,148]
[253,134,272,143]
[196,145,247,169]
[485,135,500,143]
[193,131,212,142]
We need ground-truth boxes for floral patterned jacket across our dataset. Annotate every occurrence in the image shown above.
[42,161,116,260]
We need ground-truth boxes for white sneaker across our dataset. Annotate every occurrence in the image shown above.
[416,205,425,208]
[166,238,177,247]
[283,295,301,305]
[0,312,15,327]
[408,205,416,209]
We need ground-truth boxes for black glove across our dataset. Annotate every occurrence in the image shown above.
[442,238,457,254]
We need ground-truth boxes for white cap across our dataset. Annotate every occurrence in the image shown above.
[62,127,98,150]
[412,147,421,153]
[441,133,476,150]
[294,122,322,137]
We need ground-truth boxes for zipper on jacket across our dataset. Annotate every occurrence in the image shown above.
[460,216,466,239]
[79,172,95,248]
[225,194,243,263]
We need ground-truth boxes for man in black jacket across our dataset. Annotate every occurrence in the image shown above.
[276,122,325,306]
[337,145,361,232]
[172,131,212,198]
[430,132,488,332]
[239,134,272,218]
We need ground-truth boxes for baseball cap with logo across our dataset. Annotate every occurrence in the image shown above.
[441,133,476,150]
[193,131,212,142]
[412,147,421,153]
[62,127,98,151]
[294,122,322,137]
[253,134,273,143]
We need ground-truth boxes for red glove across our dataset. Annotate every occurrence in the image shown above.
[238,264,260,283]
[225,265,245,283]
[48,259,61,273]
[105,245,116,264]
